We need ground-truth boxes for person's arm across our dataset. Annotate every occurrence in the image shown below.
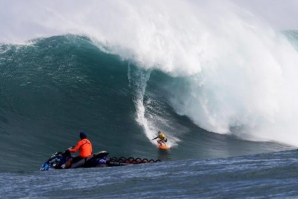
[69,141,82,153]
[152,136,158,140]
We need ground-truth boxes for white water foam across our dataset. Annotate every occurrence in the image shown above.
[127,64,178,147]
[2,0,298,146]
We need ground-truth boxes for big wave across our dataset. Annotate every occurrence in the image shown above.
[1,0,298,146]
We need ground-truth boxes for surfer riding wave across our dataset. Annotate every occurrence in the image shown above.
[152,131,167,146]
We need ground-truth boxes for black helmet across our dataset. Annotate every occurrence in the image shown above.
[80,132,87,139]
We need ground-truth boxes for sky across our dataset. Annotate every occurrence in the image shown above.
[232,0,298,30]
[0,0,297,43]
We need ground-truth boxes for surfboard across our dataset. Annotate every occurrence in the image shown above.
[158,144,170,150]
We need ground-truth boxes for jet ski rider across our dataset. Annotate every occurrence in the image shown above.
[152,131,167,146]
[64,132,93,168]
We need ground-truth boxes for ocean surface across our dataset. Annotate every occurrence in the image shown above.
[1,1,298,198]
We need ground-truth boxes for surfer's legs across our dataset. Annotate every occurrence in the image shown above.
[157,140,166,146]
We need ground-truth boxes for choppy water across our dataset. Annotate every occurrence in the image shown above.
[2,150,298,199]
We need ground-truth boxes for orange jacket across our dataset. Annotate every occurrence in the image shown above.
[69,138,92,158]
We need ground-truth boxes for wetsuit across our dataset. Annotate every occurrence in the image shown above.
[153,132,167,142]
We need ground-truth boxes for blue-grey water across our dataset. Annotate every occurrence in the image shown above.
[2,150,298,199]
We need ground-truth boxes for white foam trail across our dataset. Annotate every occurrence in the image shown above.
[127,65,153,139]
[2,0,298,146]
[127,65,178,147]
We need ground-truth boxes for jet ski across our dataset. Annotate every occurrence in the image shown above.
[40,149,160,171]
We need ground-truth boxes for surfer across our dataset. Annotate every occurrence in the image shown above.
[64,132,93,168]
[152,131,167,146]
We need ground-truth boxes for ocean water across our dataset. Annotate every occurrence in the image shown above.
[2,150,298,198]
[1,1,298,198]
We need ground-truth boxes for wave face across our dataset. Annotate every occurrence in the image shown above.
[1,1,298,171]
[2,1,298,146]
